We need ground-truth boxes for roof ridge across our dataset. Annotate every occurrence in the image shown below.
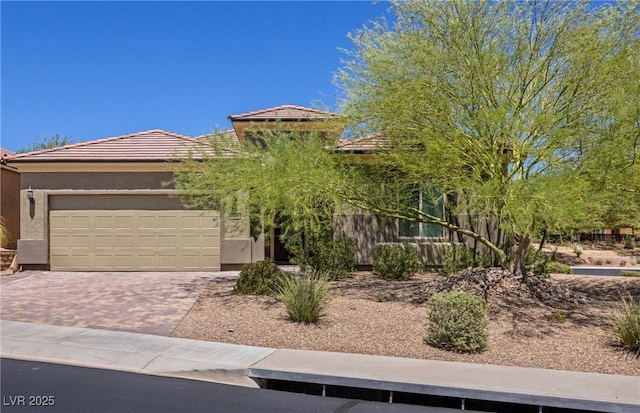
[228,104,337,120]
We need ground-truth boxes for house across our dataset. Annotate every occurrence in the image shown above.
[7,104,459,272]
[1,148,20,250]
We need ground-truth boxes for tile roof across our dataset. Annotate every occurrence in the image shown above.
[334,134,390,152]
[7,129,229,163]
[228,105,340,121]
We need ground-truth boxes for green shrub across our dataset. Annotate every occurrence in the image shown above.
[288,232,357,280]
[373,292,389,302]
[546,309,569,323]
[277,274,329,324]
[623,236,636,250]
[373,243,423,280]
[234,259,284,295]
[621,270,640,277]
[442,245,474,274]
[610,293,640,352]
[425,291,488,353]
[524,246,548,276]
[605,259,612,264]
[544,261,572,274]
[573,244,583,257]
[595,259,603,265]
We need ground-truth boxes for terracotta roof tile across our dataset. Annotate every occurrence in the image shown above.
[334,134,389,152]
[7,129,231,163]
[228,105,339,121]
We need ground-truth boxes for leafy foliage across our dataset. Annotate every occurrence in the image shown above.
[610,294,640,353]
[442,245,474,275]
[336,0,640,274]
[544,261,572,275]
[234,259,284,295]
[287,231,357,280]
[372,243,423,280]
[425,291,488,353]
[277,274,330,324]
[18,134,73,153]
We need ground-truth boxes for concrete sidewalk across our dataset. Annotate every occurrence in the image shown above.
[1,320,639,412]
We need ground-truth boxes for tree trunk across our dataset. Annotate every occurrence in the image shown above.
[510,235,531,279]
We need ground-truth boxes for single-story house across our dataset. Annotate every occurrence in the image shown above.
[7,105,459,271]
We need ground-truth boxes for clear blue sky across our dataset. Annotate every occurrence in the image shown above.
[1,1,391,152]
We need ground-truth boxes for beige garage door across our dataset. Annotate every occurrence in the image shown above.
[49,210,220,271]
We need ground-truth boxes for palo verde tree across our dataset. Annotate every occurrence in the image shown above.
[18,134,73,153]
[336,0,640,275]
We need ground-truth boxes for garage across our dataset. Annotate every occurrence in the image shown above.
[49,195,221,271]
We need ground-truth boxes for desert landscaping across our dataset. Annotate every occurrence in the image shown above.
[173,243,640,377]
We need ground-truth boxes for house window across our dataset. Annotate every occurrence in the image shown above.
[398,187,444,238]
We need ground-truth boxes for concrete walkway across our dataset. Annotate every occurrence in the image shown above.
[1,320,638,412]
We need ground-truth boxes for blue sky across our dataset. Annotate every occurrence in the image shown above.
[1,1,390,152]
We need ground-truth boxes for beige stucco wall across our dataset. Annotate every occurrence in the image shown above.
[334,211,459,267]
[16,177,263,269]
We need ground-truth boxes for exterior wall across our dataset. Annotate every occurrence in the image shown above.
[16,169,263,269]
[0,166,20,249]
[334,211,455,267]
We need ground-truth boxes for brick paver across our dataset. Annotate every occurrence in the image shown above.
[0,271,238,336]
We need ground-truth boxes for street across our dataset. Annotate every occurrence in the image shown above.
[1,358,463,413]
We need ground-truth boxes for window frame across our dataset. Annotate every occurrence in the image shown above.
[397,188,445,240]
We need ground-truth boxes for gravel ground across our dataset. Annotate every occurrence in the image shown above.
[172,271,640,377]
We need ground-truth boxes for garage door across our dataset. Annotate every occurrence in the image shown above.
[49,210,220,271]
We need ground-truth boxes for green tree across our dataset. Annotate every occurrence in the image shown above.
[176,1,639,277]
[336,0,639,274]
[19,134,73,153]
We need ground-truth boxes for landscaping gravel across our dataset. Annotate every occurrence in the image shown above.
[172,271,640,377]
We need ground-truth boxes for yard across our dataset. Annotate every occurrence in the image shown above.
[172,244,640,377]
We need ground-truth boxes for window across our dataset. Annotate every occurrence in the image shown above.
[398,186,444,238]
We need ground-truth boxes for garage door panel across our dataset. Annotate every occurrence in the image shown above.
[50,210,221,271]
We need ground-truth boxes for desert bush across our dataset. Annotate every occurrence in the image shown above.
[595,259,603,266]
[277,274,329,324]
[288,232,356,280]
[573,244,583,257]
[373,243,423,280]
[546,309,569,323]
[442,245,474,274]
[524,246,548,276]
[621,270,640,277]
[234,259,284,295]
[425,291,488,353]
[624,236,636,250]
[544,261,573,274]
[610,293,640,352]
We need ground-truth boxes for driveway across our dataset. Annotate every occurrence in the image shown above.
[0,271,238,336]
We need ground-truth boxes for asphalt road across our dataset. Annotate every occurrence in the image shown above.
[1,359,465,413]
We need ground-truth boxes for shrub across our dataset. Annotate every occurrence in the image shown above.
[573,244,583,257]
[277,274,329,324]
[621,270,640,277]
[610,293,640,352]
[524,246,548,276]
[544,261,572,274]
[373,243,423,280]
[442,245,474,274]
[373,292,389,302]
[234,259,284,295]
[595,259,603,265]
[623,236,636,250]
[288,232,357,280]
[546,309,569,323]
[425,291,488,353]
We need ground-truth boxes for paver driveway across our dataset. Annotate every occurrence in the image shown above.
[0,271,238,336]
